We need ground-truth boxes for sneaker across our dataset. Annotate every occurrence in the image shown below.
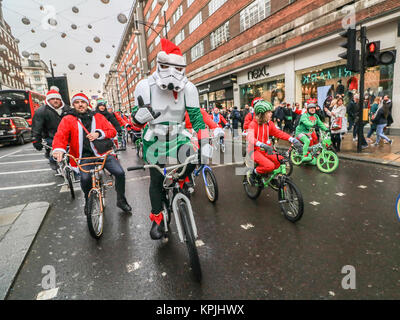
[353,137,357,142]
[246,170,259,186]
[361,144,369,149]
[390,139,394,145]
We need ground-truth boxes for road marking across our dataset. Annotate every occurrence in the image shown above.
[127,261,141,273]
[358,185,367,189]
[0,182,56,191]
[335,192,346,197]
[390,175,398,178]
[36,287,59,300]
[0,149,22,160]
[310,201,320,206]
[0,168,52,175]
[0,159,47,165]
[375,180,384,183]
[241,223,254,230]
[60,185,81,193]
[9,153,43,157]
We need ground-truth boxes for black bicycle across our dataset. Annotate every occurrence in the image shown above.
[127,154,202,281]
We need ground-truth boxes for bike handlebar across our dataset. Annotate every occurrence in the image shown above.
[65,150,113,174]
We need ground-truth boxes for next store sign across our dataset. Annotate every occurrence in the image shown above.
[302,66,353,84]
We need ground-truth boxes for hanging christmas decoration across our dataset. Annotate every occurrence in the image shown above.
[85,46,93,53]
[40,42,47,48]
[22,17,30,25]
[101,0,110,4]
[61,33,67,38]
[22,51,30,58]
[117,13,127,24]
[71,24,77,30]
[72,6,79,13]
[88,24,92,29]
[48,18,57,26]
[68,64,76,70]
[93,36,100,43]
[31,29,35,33]
[93,73,100,79]
[100,63,105,68]
[15,39,20,44]
[106,54,110,59]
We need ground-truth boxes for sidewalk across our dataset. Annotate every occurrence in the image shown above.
[0,202,50,300]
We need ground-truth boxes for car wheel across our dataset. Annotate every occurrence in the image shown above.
[18,135,25,145]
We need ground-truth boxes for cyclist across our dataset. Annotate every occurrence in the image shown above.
[52,93,132,214]
[295,102,329,163]
[243,97,262,132]
[107,105,132,149]
[31,89,71,170]
[95,99,123,134]
[131,38,208,240]
[246,100,302,185]
[211,107,228,128]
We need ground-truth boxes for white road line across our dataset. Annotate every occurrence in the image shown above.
[0,159,47,165]
[0,182,56,191]
[9,153,43,157]
[0,149,22,160]
[0,168,52,175]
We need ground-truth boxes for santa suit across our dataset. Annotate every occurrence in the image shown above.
[243,112,255,131]
[212,112,227,128]
[52,113,117,171]
[247,119,291,174]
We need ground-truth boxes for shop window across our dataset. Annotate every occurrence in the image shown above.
[240,0,271,32]
[240,77,285,107]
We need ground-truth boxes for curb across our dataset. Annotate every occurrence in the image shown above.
[0,202,50,300]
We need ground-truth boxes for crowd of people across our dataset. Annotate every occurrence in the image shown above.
[208,90,394,152]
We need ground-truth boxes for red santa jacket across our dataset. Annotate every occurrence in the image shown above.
[114,112,128,127]
[247,118,291,153]
[53,113,117,169]
[185,109,217,130]
[212,113,227,128]
[243,112,255,131]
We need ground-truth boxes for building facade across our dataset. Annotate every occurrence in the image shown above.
[21,53,51,95]
[0,0,24,91]
[109,0,400,131]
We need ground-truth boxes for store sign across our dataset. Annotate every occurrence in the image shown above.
[199,84,211,94]
[302,66,353,84]
[248,65,270,81]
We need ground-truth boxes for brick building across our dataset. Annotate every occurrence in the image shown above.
[0,0,24,91]
[109,0,400,131]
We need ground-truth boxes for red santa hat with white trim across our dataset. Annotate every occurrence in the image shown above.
[156,38,186,67]
[71,93,91,106]
[46,89,64,107]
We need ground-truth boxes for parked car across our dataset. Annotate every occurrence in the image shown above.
[0,117,32,145]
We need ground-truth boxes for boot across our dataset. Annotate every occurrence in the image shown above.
[150,212,165,240]
[116,196,132,212]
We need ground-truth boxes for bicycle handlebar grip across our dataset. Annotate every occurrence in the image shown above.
[127,166,145,171]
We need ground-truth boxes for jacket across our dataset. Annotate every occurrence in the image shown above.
[31,104,71,141]
[95,106,121,135]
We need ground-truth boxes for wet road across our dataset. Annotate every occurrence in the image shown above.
[2,141,400,300]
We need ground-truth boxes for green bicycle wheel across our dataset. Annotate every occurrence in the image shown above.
[290,149,303,166]
[316,151,339,173]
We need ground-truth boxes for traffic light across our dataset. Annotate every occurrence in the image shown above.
[338,28,359,72]
[365,41,380,67]
[365,41,397,67]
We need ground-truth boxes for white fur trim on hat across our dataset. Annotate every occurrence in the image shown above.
[157,51,186,67]
[71,95,89,105]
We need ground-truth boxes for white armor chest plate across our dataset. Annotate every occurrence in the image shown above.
[150,86,185,124]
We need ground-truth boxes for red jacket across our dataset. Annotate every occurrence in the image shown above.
[53,113,117,169]
[185,109,217,130]
[247,119,291,153]
[212,113,227,128]
[114,112,128,127]
[243,112,255,131]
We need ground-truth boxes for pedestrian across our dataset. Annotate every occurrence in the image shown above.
[283,103,294,134]
[231,106,241,138]
[352,94,369,149]
[347,94,358,140]
[273,102,285,129]
[324,97,347,152]
[242,104,250,130]
[371,101,394,146]
[366,97,381,143]
[382,95,393,129]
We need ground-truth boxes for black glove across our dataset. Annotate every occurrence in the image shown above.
[32,140,43,151]
[259,143,274,155]
[126,124,132,129]
[133,96,161,124]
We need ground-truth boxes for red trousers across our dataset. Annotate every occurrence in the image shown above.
[251,150,283,174]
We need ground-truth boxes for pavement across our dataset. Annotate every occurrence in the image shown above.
[0,202,50,299]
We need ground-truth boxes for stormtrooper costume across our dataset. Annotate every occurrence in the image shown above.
[132,38,208,240]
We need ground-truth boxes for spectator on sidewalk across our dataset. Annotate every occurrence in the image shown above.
[347,94,357,134]
[273,102,285,129]
[382,95,393,129]
[231,106,241,138]
[371,101,393,146]
[352,94,369,149]
[366,97,381,143]
[324,97,347,152]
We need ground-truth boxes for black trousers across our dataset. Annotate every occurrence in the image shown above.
[149,163,196,214]
[80,155,126,200]
[331,132,342,152]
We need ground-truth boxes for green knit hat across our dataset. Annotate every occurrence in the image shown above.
[96,98,107,106]
[254,100,273,114]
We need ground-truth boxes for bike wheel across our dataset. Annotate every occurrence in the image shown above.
[65,167,75,199]
[278,178,304,223]
[242,174,262,200]
[282,151,293,176]
[290,149,302,166]
[179,201,202,282]
[203,167,218,203]
[316,151,339,173]
[87,191,104,239]
[138,143,143,159]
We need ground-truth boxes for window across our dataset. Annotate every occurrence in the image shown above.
[151,0,157,11]
[208,0,227,16]
[147,27,152,37]
[175,29,185,45]
[191,41,204,62]
[189,12,202,34]
[34,76,41,82]
[150,59,155,69]
[240,0,271,32]
[149,42,154,53]
[187,0,194,7]
[210,21,230,49]
[172,5,183,24]
[155,35,160,46]
[162,0,169,12]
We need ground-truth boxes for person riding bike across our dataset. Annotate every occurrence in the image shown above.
[243,97,262,132]
[52,93,132,214]
[295,102,329,163]
[95,99,123,135]
[31,89,71,170]
[246,100,302,185]
[131,38,209,240]
[107,105,132,149]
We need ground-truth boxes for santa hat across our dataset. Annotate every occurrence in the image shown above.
[156,38,186,67]
[251,97,263,107]
[46,89,64,107]
[71,93,90,106]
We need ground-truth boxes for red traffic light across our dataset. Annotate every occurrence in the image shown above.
[368,42,376,53]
